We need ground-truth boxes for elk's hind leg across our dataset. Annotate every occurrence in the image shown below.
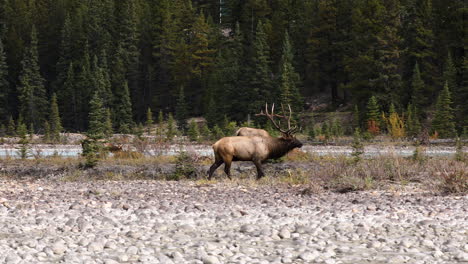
[223,157,233,180]
[208,159,223,180]
[253,159,265,180]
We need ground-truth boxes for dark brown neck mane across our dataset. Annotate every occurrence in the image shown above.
[265,136,295,160]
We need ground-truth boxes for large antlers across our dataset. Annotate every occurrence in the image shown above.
[256,103,298,135]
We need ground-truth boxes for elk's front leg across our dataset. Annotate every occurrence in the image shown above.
[253,160,265,180]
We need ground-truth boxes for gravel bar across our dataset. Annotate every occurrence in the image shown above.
[0,180,466,264]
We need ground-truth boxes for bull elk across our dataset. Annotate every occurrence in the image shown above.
[235,127,270,137]
[208,103,302,180]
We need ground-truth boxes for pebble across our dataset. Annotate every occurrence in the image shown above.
[0,180,465,264]
[202,255,220,264]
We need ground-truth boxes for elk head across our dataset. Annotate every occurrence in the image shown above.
[256,103,302,149]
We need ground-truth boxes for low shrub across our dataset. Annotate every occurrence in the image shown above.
[168,151,197,181]
[439,169,467,194]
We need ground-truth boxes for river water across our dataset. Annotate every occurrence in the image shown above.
[0,144,462,159]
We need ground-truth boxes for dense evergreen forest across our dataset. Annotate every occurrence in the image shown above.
[0,0,466,138]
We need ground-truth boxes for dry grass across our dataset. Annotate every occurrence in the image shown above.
[1,146,466,194]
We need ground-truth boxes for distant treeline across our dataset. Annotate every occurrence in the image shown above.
[0,0,466,137]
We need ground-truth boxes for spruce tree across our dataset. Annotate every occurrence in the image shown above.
[88,92,106,139]
[59,63,76,130]
[247,21,273,114]
[191,12,215,78]
[43,120,50,142]
[166,112,176,140]
[366,96,381,134]
[188,120,200,142]
[212,124,224,139]
[158,110,164,124]
[406,103,421,137]
[17,26,47,130]
[223,22,244,121]
[115,81,134,134]
[443,53,457,93]
[117,0,141,119]
[146,107,153,134]
[432,82,456,138]
[403,0,437,94]
[200,122,211,141]
[104,108,113,138]
[49,93,62,142]
[278,31,302,111]
[16,121,29,159]
[205,95,218,127]
[411,62,427,111]
[175,86,188,131]
[53,14,73,93]
[353,105,360,129]
[351,128,364,163]
[307,114,316,140]
[460,56,468,134]
[366,96,381,123]
[74,42,93,131]
[0,36,8,121]
[7,116,15,136]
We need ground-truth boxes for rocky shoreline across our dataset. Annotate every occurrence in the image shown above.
[0,180,466,264]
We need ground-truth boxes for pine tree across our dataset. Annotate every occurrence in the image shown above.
[175,86,188,131]
[17,26,47,130]
[49,93,62,142]
[88,92,106,139]
[0,36,8,121]
[432,82,456,138]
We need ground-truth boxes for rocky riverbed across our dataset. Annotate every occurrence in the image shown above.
[0,180,466,264]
